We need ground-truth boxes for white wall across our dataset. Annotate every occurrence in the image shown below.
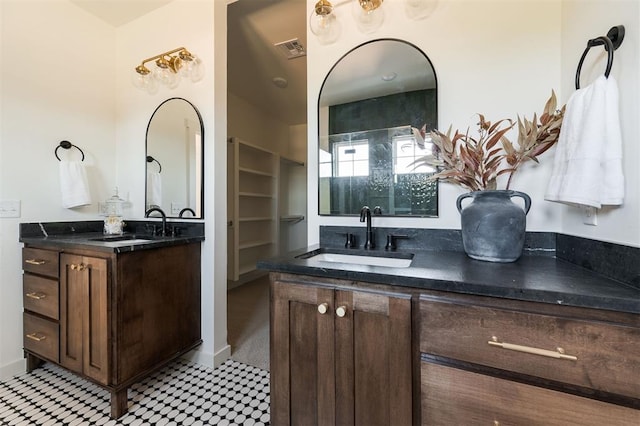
[0,0,116,377]
[559,1,640,246]
[306,0,567,244]
[114,0,226,367]
[306,0,640,249]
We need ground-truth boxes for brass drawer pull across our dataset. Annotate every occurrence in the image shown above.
[26,332,47,342]
[25,292,46,300]
[70,263,86,271]
[489,336,577,361]
[25,259,46,265]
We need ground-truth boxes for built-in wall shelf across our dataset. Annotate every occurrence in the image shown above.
[239,240,273,250]
[240,217,273,222]
[280,215,305,223]
[228,136,307,284]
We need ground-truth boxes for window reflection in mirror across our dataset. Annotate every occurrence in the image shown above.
[145,98,204,218]
[318,39,438,216]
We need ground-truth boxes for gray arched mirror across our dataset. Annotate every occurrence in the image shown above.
[318,39,438,216]
[145,97,204,218]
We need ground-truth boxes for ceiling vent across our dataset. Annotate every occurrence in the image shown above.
[274,38,306,60]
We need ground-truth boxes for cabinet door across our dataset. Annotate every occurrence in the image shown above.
[60,254,109,385]
[335,289,412,426]
[271,279,335,426]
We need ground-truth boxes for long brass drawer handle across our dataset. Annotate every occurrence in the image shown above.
[26,332,47,342]
[25,259,46,265]
[25,292,46,300]
[489,336,577,361]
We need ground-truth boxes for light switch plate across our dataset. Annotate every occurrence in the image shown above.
[0,199,21,218]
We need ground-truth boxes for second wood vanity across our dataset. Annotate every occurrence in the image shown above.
[261,242,640,425]
[20,221,204,419]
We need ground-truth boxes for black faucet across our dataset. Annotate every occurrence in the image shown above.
[145,207,167,236]
[360,206,375,249]
[179,207,196,218]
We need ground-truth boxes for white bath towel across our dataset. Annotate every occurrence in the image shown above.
[59,161,91,208]
[147,171,162,207]
[545,75,624,208]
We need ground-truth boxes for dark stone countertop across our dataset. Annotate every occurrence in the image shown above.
[258,245,640,315]
[20,232,204,254]
[19,220,204,254]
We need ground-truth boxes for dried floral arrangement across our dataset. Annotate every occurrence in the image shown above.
[414,92,565,191]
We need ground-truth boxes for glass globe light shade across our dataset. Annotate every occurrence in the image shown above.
[132,68,158,94]
[404,0,437,20]
[309,8,341,45]
[186,56,205,82]
[352,0,385,34]
[153,65,178,88]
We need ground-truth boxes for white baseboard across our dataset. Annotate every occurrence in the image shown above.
[0,358,25,381]
[181,344,230,369]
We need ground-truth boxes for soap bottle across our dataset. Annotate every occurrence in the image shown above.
[103,188,125,235]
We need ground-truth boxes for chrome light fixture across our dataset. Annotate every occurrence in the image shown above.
[132,47,204,94]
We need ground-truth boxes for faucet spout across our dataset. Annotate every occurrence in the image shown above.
[359,206,375,249]
[145,207,167,236]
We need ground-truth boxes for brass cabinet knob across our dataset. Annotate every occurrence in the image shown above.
[336,306,347,318]
[317,303,329,314]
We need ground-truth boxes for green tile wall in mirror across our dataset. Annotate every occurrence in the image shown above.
[145,97,204,218]
[318,39,438,217]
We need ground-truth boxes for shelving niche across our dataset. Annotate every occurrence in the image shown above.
[228,137,305,283]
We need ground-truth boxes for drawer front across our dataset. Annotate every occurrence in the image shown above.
[420,297,640,399]
[23,248,59,278]
[23,274,59,320]
[422,362,640,426]
[24,313,59,362]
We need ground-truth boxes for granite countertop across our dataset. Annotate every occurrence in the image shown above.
[19,220,205,254]
[258,245,640,315]
[20,232,204,253]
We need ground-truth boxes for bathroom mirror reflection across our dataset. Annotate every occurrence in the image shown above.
[318,39,439,216]
[145,97,204,218]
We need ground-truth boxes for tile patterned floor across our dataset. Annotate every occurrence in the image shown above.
[0,359,270,425]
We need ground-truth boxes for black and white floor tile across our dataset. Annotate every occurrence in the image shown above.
[0,359,270,425]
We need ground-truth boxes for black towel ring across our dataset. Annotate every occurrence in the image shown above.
[146,155,162,173]
[55,140,85,161]
[575,25,625,89]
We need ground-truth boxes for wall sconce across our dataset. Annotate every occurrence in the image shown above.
[310,0,436,45]
[132,47,204,94]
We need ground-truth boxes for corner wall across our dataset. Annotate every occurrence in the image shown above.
[559,1,640,246]
[0,0,116,377]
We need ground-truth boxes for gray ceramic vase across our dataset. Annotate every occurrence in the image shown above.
[456,190,531,262]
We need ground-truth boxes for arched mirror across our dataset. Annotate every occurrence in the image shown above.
[318,39,438,216]
[145,97,204,218]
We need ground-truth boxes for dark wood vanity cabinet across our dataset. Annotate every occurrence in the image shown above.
[269,271,640,425]
[21,242,202,419]
[270,273,413,426]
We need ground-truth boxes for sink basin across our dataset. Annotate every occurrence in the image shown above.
[90,235,153,244]
[302,251,413,268]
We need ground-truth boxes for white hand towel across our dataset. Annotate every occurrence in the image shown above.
[545,75,624,208]
[59,161,91,208]
[147,171,162,207]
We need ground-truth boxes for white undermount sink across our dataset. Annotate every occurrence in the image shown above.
[305,252,413,268]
